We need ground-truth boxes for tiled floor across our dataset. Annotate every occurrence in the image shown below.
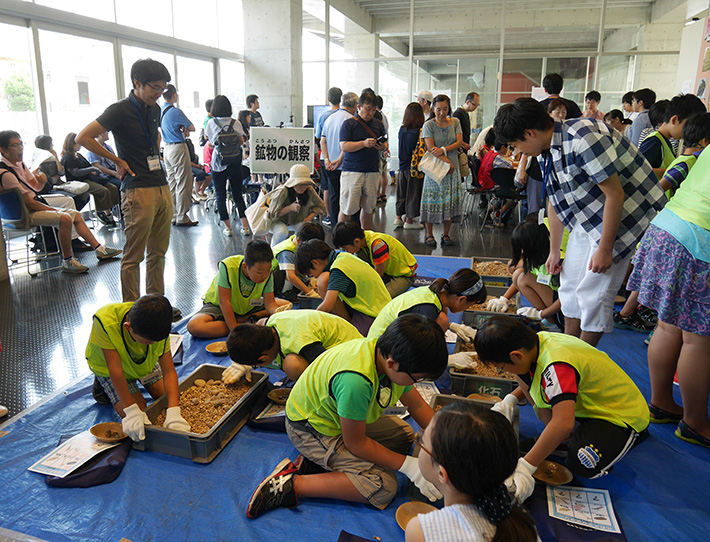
[0,185,515,420]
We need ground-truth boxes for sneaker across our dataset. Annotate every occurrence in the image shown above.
[403,222,424,230]
[92,376,110,405]
[172,307,182,322]
[293,454,327,475]
[96,211,116,226]
[675,420,710,448]
[223,228,234,237]
[636,305,658,326]
[246,458,298,519]
[321,216,332,227]
[393,217,404,227]
[648,403,683,424]
[95,246,122,261]
[644,329,654,346]
[61,257,88,274]
[240,226,252,236]
[612,311,653,333]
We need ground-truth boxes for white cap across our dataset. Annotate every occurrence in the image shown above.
[415,90,434,103]
[284,164,315,188]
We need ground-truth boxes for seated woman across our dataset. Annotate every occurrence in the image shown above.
[266,164,325,247]
[61,132,120,226]
[32,134,90,211]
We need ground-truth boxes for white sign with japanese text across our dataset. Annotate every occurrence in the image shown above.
[249,127,314,174]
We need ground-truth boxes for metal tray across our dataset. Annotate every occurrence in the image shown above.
[135,364,268,463]
[472,256,513,287]
[430,393,519,437]
[462,285,524,329]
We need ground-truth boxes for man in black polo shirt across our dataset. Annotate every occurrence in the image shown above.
[452,91,480,151]
[538,73,583,119]
[77,59,179,318]
[338,92,387,229]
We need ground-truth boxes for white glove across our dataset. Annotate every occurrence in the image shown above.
[122,403,150,442]
[449,322,477,343]
[504,457,537,503]
[222,362,253,384]
[448,351,478,369]
[164,406,191,432]
[304,289,321,298]
[517,307,542,321]
[486,296,509,312]
[398,455,443,502]
[491,393,518,423]
[273,302,293,313]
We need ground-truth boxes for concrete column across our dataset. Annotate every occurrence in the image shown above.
[243,0,303,126]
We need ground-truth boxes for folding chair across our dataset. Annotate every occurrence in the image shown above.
[479,168,525,232]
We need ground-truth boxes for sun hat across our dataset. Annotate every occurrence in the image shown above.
[284,164,315,188]
[415,90,434,103]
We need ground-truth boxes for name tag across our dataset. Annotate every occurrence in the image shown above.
[249,297,264,306]
[538,208,545,225]
[146,155,161,171]
[536,272,551,286]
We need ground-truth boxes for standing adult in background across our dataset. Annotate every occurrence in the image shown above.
[315,87,343,226]
[538,73,583,119]
[416,90,433,119]
[206,95,250,238]
[338,92,388,229]
[321,92,357,226]
[375,94,391,205]
[628,88,657,148]
[394,102,425,230]
[421,94,463,248]
[76,59,179,319]
[160,84,198,227]
[452,91,480,152]
[583,91,605,120]
[622,91,638,121]
[247,94,265,127]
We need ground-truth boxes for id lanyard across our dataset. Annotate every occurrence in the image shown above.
[130,97,155,156]
[539,154,553,224]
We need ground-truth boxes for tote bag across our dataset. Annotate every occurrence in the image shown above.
[419,151,450,185]
[245,187,272,236]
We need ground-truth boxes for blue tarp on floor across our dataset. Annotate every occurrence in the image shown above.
[0,254,707,541]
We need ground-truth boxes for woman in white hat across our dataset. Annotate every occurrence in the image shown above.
[267,164,326,246]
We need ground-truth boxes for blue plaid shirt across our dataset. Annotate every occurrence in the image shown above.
[544,118,665,262]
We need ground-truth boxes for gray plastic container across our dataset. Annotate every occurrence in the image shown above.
[296,294,321,310]
[431,393,519,437]
[472,256,513,287]
[462,285,524,329]
[135,364,268,463]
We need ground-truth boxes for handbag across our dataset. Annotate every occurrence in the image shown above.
[409,130,426,181]
[458,148,470,178]
[244,186,272,236]
[419,151,450,185]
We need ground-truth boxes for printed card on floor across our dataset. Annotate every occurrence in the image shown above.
[547,486,621,534]
[28,431,119,478]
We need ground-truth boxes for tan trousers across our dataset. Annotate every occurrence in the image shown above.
[164,143,194,224]
[121,185,172,301]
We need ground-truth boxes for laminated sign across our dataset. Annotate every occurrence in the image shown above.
[250,127,314,174]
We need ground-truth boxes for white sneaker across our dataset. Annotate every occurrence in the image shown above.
[62,257,89,274]
[393,217,404,227]
[240,226,252,236]
[403,222,424,230]
[223,227,234,237]
[95,246,122,261]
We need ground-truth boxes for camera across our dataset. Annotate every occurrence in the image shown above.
[376,134,388,143]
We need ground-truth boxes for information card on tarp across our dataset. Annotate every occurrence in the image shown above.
[249,127,314,174]
[28,430,119,478]
[547,486,621,534]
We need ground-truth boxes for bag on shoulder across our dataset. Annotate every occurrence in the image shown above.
[458,148,470,178]
[409,129,426,181]
[214,119,242,165]
[198,127,208,147]
[245,186,273,237]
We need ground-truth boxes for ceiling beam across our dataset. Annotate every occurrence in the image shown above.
[330,0,373,33]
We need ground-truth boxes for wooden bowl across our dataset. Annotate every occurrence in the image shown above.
[466,393,503,403]
[267,388,291,405]
[90,422,128,443]
[533,460,573,486]
[396,501,437,531]
[205,341,228,355]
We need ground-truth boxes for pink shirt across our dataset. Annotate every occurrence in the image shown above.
[0,157,43,195]
[583,110,605,120]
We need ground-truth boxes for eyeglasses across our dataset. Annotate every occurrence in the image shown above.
[414,429,435,459]
[401,367,427,384]
[146,83,168,93]
[8,142,23,148]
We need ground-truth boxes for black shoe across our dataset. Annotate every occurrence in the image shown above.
[172,307,182,322]
[97,211,116,226]
[71,238,93,252]
[174,219,199,227]
[92,376,110,405]
[636,305,658,327]
[247,458,298,519]
[613,310,654,332]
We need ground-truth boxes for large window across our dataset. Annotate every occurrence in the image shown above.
[36,0,116,22]
[38,30,117,155]
[121,45,174,97]
[219,58,245,111]
[115,0,173,37]
[176,55,215,149]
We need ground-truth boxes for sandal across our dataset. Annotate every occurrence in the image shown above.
[425,236,437,247]
[440,235,455,247]
[649,403,683,424]
[377,195,387,204]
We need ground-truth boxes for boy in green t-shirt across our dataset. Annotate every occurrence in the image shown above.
[222,309,362,382]
[271,222,324,301]
[187,240,291,339]
[332,221,418,298]
[86,295,189,441]
[246,314,448,519]
[474,317,650,503]
[294,239,391,335]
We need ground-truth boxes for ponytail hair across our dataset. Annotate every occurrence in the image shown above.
[430,404,537,542]
[429,268,487,303]
[511,216,550,273]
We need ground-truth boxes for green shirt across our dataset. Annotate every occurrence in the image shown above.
[203,255,274,315]
[664,148,710,230]
[367,286,442,339]
[86,302,168,379]
[285,337,411,436]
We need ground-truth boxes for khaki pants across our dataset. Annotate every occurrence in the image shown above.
[286,415,414,509]
[121,185,172,301]
[164,143,194,224]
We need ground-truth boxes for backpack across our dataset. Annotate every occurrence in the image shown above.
[214,119,242,165]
